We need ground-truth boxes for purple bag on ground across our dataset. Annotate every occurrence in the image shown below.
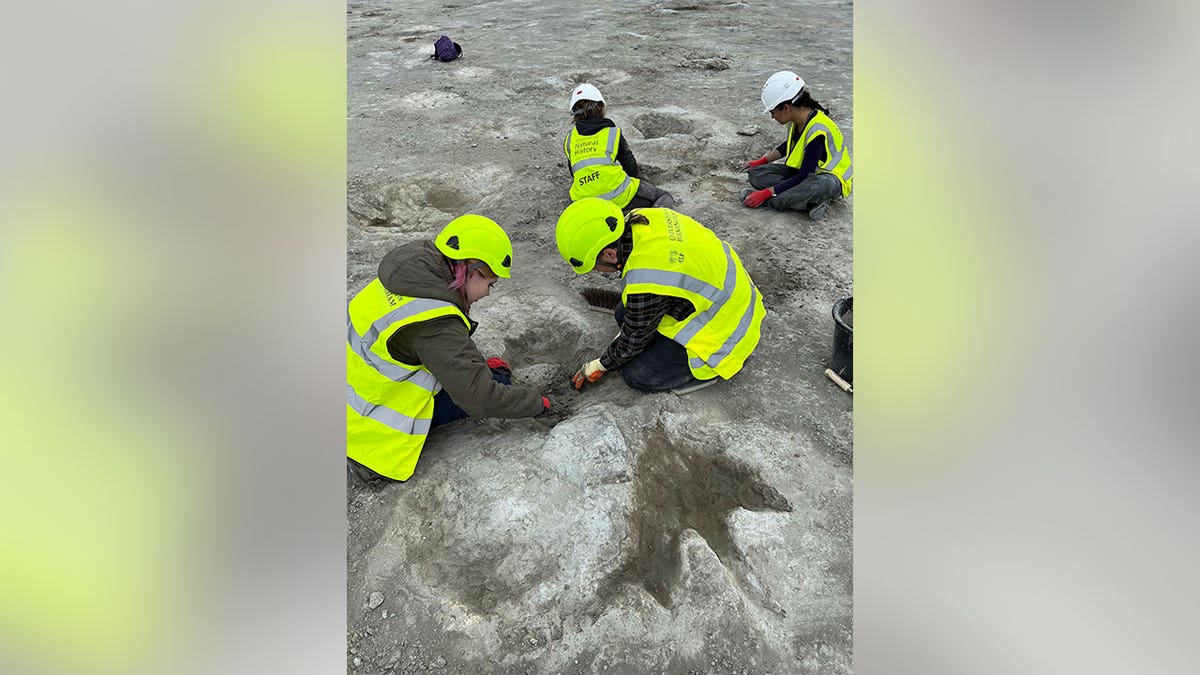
[431,35,462,62]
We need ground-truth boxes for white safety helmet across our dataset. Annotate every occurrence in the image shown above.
[569,83,605,112]
[760,70,805,113]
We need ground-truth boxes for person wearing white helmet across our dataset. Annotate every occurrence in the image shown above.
[738,71,853,219]
[565,83,674,211]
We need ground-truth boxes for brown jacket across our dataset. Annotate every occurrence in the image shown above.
[377,240,543,418]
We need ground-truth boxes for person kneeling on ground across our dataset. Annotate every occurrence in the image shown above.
[555,198,766,394]
[565,83,674,211]
[346,215,550,484]
[738,70,853,220]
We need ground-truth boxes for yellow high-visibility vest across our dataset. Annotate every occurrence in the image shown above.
[784,110,853,196]
[346,279,470,480]
[564,126,640,208]
[621,209,767,380]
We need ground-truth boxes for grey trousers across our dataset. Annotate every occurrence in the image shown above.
[748,165,842,213]
[625,179,675,210]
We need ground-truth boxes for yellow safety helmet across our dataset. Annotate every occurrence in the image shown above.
[555,198,625,274]
[434,214,513,278]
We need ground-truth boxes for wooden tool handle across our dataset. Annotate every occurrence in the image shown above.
[825,368,853,393]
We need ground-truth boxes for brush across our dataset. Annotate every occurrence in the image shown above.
[580,287,622,314]
[824,368,853,394]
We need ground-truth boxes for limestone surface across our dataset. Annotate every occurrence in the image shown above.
[347,0,853,672]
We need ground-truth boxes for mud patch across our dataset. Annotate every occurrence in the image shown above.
[743,250,827,304]
[632,110,695,139]
[691,175,749,201]
[348,166,517,228]
[347,180,466,226]
[495,311,596,424]
[423,184,471,212]
[511,362,580,427]
[347,181,426,229]
[563,69,632,87]
[501,319,586,365]
[600,425,792,609]
[634,133,718,184]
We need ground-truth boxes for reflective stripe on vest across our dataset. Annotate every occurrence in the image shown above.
[564,126,640,208]
[346,385,433,436]
[620,209,766,380]
[346,279,470,480]
[688,284,760,371]
[670,242,736,345]
[784,111,853,197]
[622,256,725,305]
[347,296,454,391]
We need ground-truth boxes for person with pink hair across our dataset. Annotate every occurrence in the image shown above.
[346,215,550,484]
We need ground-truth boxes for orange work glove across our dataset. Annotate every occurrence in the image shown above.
[571,358,607,390]
[743,188,773,208]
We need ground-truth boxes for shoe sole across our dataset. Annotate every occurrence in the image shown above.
[670,379,720,395]
[348,459,392,485]
[808,203,830,220]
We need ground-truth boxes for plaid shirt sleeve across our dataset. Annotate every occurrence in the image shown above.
[599,292,692,370]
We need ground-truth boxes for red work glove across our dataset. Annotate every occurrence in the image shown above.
[485,357,511,374]
[738,156,770,172]
[571,358,607,390]
[743,188,773,208]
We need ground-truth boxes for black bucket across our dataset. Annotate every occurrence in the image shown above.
[830,296,852,383]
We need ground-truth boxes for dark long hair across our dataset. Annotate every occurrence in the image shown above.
[791,89,830,115]
[592,213,641,270]
[572,99,606,121]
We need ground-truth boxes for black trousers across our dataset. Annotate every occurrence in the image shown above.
[614,304,699,393]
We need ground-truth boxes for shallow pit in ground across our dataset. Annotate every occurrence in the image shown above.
[423,184,471,212]
[564,69,631,87]
[496,311,599,423]
[632,111,695,139]
[598,425,792,609]
[501,315,589,365]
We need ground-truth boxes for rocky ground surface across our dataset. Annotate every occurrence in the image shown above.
[347,0,852,672]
